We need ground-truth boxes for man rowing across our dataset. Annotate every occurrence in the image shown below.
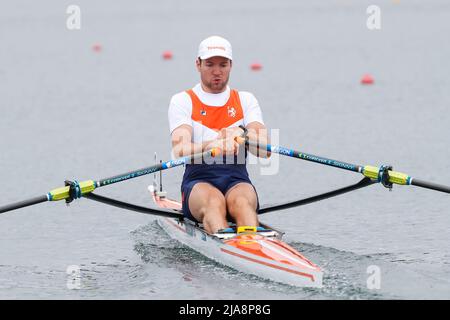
[168,35,269,234]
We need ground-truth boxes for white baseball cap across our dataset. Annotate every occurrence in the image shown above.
[197,36,232,60]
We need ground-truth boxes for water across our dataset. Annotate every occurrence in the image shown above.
[0,0,449,299]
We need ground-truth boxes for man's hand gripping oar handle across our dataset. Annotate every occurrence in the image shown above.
[235,136,247,145]
[235,125,248,145]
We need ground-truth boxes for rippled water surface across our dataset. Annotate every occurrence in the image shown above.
[1,0,449,299]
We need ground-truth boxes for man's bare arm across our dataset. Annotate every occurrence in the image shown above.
[246,121,271,158]
[171,124,239,158]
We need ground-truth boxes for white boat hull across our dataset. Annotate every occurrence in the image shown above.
[157,217,323,288]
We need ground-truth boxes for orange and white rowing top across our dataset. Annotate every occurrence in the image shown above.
[168,84,264,143]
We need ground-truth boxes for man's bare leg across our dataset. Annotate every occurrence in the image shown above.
[188,182,229,234]
[225,183,259,227]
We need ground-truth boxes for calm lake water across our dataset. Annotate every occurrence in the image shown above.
[1,0,449,299]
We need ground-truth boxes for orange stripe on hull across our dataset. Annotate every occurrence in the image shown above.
[220,248,315,282]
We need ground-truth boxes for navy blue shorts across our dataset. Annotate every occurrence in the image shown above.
[181,176,260,223]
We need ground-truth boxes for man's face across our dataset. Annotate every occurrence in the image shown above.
[196,56,232,93]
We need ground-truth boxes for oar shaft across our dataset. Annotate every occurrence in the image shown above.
[411,178,450,194]
[243,138,450,194]
[246,140,363,173]
[97,163,165,187]
[51,149,219,200]
[96,149,216,187]
[0,148,221,215]
[0,195,48,214]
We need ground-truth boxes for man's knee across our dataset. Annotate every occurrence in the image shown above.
[190,185,226,216]
[228,194,257,216]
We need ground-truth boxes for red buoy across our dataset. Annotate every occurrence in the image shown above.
[92,44,102,53]
[162,50,173,60]
[361,74,374,85]
[250,62,262,71]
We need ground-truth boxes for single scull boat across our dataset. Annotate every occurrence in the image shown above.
[148,183,323,288]
[1,139,448,288]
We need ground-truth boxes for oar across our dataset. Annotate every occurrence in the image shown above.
[0,148,221,214]
[239,138,450,194]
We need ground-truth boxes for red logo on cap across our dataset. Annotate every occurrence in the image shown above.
[207,46,225,51]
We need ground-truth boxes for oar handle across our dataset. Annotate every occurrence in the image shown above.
[235,136,246,145]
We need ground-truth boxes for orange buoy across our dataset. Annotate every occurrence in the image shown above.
[250,62,262,71]
[92,44,102,53]
[361,74,374,85]
[162,50,173,60]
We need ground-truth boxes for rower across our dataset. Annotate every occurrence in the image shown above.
[168,35,269,234]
